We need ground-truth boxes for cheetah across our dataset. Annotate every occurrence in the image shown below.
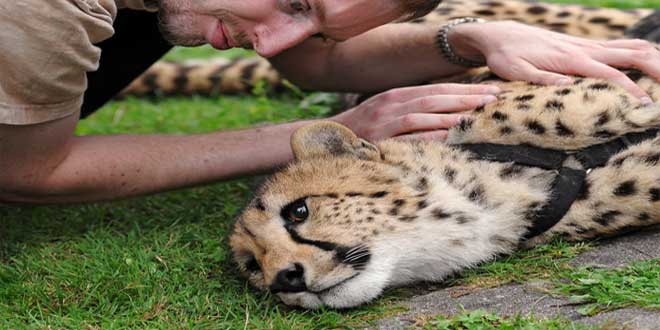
[229,76,660,309]
[120,0,655,97]
[228,6,660,307]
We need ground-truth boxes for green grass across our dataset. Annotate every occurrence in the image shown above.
[163,46,256,62]
[75,94,335,136]
[557,259,660,316]
[2,0,659,328]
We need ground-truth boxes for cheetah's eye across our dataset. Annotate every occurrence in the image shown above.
[245,255,261,273]
[281,198,309,223]
[289,0,310,13]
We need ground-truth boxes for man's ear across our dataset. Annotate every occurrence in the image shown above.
[291,121,381,161]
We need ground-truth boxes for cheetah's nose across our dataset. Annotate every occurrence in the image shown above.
[270,263,307,293]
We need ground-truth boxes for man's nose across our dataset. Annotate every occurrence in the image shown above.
[253,23,315,58]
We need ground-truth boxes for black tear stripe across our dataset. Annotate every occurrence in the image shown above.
[285,226,370,269]
[286,226,338,251]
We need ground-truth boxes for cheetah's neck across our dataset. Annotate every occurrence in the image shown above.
[375,141,557,284]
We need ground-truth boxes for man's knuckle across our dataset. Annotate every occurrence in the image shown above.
[459,96,478,107]
[416,97,433,111]
[400,114,417,128]
[371,106,390,120]
[435,83,456,93]
[380,89,402,102]
[636,50,656,62]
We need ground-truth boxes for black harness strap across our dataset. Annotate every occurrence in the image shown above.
[458,143,568,170]
[454,128,659,240]
[522,167,586,239]
[574,129,659,169]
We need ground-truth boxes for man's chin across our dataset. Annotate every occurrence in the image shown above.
[158,26,207,47]
[157,12,208,47]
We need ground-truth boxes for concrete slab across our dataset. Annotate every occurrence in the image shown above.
[570,226,660,268]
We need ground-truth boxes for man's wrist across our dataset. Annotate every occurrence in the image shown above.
[446,22,487,66]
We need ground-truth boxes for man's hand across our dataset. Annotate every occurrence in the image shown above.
[332,83,500,141]
[450,21,660,104]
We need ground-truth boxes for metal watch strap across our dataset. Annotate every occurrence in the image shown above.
[436,17,486,68]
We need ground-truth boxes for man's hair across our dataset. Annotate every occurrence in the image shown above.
[400,0,443,20]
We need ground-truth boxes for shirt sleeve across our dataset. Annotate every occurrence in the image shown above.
[0,0,116,125]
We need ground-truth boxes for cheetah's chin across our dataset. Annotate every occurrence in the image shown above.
[277,256,395,308]
[276,279,359,309]
[277,292,325,309]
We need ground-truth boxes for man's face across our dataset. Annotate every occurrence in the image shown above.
[157,0,403,58]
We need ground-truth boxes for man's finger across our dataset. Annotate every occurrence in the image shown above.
[394,130,449,141]
[383,113,469,137]
[602,39,655,50]
[514,60,573,86]
[572,60,652,103]
[590,48,660,83]
[396,94,497,115]
[373,83,501,104]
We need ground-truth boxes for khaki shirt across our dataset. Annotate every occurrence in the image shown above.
[0,0,157,125]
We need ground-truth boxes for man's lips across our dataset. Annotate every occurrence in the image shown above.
[220,22,239,48]
[208,20,230,50]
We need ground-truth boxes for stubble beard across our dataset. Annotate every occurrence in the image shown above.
[157,0,207,47]
[157,0,253,49]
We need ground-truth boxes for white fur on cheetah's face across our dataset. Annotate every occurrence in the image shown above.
[230,123,439,308]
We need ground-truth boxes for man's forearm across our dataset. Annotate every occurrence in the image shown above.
[271,23,469,93]
[3,120,312,204]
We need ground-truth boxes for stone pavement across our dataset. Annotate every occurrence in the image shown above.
[376,225,660,330]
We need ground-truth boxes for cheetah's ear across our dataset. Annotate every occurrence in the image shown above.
[291,121,381,161]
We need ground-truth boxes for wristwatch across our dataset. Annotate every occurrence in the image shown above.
[436,17,487,68]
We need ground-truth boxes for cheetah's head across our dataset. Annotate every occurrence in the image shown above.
[230,122,440,309]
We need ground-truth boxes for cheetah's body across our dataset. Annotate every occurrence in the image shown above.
[230,70,660,308]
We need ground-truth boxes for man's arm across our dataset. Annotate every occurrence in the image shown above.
[272,19,660,102]
[0,82,499,204]
[269,23,464,93]
[0,113,310,204]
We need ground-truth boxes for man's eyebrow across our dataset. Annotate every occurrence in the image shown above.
[311,0,326,25]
